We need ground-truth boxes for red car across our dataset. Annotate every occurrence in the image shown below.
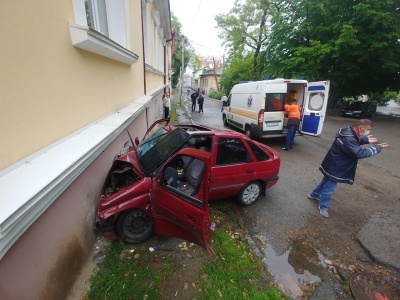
[95,119,280,256]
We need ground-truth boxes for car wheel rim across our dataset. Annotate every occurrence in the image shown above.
[242,183,260,205]
[123,211,152,239]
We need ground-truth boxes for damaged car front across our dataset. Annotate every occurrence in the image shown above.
[94,127,192,242]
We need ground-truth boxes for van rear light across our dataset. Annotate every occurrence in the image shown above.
[258,109,264,126]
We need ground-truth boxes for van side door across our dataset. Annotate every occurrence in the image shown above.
[300,81,330,136]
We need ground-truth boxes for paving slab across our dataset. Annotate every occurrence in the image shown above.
[356,211,400,271]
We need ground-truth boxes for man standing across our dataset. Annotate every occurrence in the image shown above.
[282,98,301,151]
[191,90,199,112]
[198,93,204,114]
[308,119,388,218]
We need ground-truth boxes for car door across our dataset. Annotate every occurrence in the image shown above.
[208,136,256,199]
[150,148,216,258]
[300,81,330,136]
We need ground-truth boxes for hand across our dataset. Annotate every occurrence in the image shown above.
[378,143,389,148]
[368,135,378,143]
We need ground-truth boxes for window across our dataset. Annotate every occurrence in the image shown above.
[247,141,270,161]
[69,0,138,65]
[265,93,285,111]
[216,138,250,165]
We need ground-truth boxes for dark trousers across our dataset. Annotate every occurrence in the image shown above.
[164,106,169,118]
[285,125,297,149]
[191,103,196,112]
[199,104,203,113]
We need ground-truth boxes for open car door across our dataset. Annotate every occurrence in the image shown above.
[141,117,171,142]
[150,148,216,258]
[300,81,330,136]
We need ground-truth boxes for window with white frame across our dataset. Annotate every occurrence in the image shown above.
[70,0,137,64]
[84,0,130,48]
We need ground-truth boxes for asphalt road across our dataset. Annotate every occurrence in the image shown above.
[179,92,400,298]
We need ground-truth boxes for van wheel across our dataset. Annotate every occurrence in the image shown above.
[237,182,261,206]
[245,125,251,138]
[223,114,228,126]
[115,209,154,243]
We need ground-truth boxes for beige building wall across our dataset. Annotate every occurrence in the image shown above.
[0,0,172,299]
[0,1,146,170]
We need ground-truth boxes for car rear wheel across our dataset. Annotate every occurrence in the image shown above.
[237,181,261,206]
[115,209,154,243]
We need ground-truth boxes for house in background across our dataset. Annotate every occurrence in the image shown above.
[199,66,223,95]
[0,1,173,299]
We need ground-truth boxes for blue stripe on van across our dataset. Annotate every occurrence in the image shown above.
[308,85,325,91]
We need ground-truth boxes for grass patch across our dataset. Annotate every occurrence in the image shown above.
[85,201,287,300]
[85,241,176,300]
[198,202,288,300]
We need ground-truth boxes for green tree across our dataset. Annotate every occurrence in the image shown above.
[219,53,255,94]
[171,14,195,88]
[262,0,400,104]
[215,0,276,79]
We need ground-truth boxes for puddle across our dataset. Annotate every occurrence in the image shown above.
[253,235,326,298]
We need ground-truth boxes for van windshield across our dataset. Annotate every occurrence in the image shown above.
[265,93,285,111]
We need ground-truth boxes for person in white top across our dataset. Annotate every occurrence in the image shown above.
[162,93,171,118]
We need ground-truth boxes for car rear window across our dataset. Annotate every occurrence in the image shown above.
[216,138,250,165]
[247,140,270,161]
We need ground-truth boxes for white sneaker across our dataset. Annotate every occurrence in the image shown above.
[319,207,329,218]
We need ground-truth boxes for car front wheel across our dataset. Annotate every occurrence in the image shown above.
[237,182,261,206]
[115,209,154,243]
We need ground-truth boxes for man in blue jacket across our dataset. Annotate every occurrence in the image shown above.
[308,119,389,218]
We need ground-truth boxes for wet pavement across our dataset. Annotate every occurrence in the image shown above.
[171,89,400,299]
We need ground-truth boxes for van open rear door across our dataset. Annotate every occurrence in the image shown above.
[300,81,330,136]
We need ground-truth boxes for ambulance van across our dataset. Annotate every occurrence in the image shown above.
[222,78,330,138]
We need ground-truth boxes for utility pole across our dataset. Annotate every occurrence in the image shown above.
[180,38,184,106]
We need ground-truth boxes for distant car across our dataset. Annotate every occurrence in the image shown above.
[94,119,280,253]
[340,101,377,118]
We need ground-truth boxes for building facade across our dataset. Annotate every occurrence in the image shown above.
[0,1,173,299]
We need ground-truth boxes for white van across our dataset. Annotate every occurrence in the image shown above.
[222,79,330,138]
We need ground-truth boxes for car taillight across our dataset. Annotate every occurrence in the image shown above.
[258,109,264,126]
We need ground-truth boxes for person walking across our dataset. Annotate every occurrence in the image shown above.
[191,90,199,112]
[162,93,170,118]
[308,119,389,218]
[282,97,301,151]
[198,93,204,114]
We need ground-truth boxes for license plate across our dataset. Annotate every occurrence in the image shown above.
[265,122,279,127]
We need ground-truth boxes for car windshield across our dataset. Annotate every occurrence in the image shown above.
[347,102,363,109]
[139,128,191,175]
[138,127,170,157]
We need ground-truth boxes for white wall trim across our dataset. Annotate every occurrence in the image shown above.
[68,22,139,65]
[0,87,165,259]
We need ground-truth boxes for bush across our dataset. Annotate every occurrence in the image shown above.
[208,88,224,100]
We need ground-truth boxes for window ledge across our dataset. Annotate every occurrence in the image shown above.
[145,63,164,75]
[68,23,139,65]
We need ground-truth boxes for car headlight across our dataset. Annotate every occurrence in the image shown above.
[353,111,362,113]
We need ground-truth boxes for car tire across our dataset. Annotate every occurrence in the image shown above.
[223,114,228,126]
[245,125,251,138]
[115,209,154,243]
[237,181,261,206]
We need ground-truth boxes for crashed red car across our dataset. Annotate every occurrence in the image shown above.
[95,119,280,256]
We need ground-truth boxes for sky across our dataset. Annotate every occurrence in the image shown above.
[169,0,236,58]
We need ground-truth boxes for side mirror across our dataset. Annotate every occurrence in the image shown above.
[222,100,227,107]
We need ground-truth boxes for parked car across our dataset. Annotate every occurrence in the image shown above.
[340,101,377,118]
[94,119,280,254]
